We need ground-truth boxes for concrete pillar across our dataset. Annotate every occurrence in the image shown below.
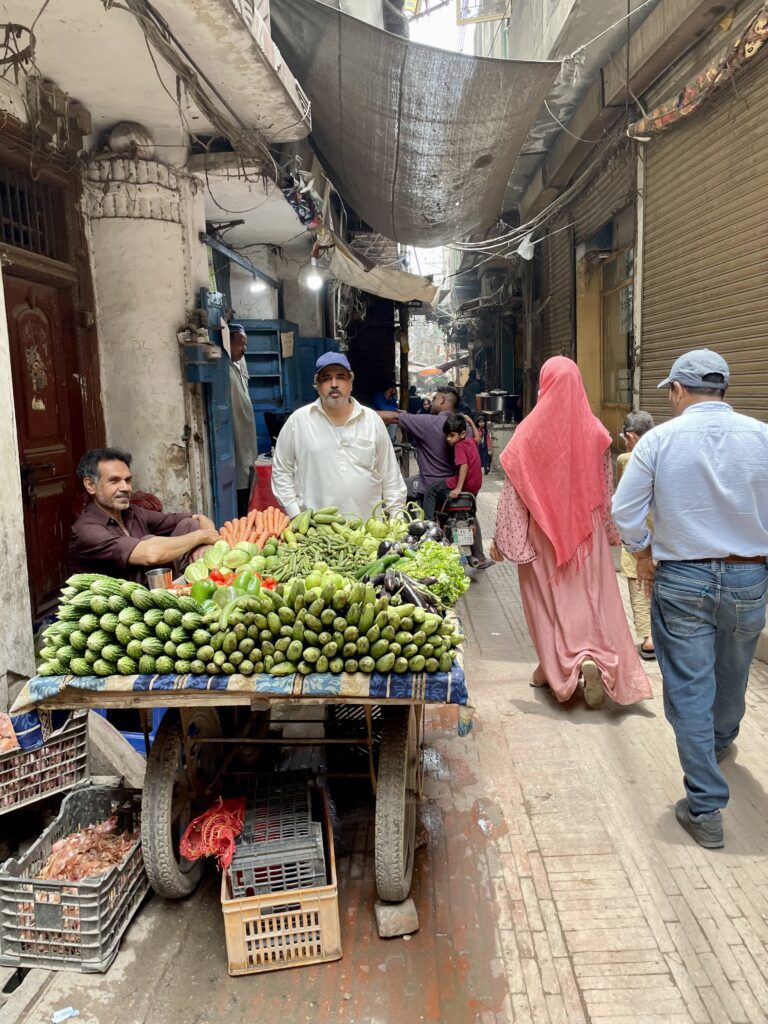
[0,261,35,710]
[84,156,210,513]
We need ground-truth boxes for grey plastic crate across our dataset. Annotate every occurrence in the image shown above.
[229,772,326,898]
[0,711,88,816]
[0,785,148,973]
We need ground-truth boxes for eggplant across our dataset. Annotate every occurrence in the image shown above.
[408,520,428,538]
[423,525,445,542]
[383,572,400,594]
[371,572,387,586]
[377,538,396,558]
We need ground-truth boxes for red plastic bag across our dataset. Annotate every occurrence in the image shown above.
[179,797,246,870]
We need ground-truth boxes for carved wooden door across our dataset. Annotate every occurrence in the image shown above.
[5,275,81,615]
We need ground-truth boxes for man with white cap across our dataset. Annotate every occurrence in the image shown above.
[612,349,768,849]
[271,352,406,520]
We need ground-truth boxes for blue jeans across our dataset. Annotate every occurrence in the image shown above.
[652,560,768,815]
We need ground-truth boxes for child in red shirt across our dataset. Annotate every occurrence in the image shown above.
[423,414,483,519]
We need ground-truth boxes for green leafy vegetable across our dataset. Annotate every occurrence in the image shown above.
[394,541,469,605]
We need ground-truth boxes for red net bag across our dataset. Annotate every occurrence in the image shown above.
[179,797,246,870]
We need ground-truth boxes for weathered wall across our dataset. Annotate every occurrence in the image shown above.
[0,274,36,710]
[85,157,210,513]
[229,250,279,320]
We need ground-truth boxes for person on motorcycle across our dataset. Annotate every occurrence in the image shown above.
[379,389,492,568]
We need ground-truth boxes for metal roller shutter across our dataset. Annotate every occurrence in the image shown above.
[572,140,635,244]
[640,52,768,423]
[539,215,574,361]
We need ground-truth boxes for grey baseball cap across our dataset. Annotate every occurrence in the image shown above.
[657,349,730,389]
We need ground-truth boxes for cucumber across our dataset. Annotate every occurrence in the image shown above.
[178,596,203,614]
[303,647,321,663]
[380,625,396,642]
[213,651,227,667]
[155,622,172,642]
[393,657,408,674]
[278,606,295,625]
[287,640,303,663]
[275,637,291,653]
[155,656,174,673]
[425,658,439,673]
[129,622,150,641]
[408,655,426,673]
[439,653,453,672]
[93,658,116,677]
[164,641,178,657]
[315,655,329,673]
[342,642,357,658]
[267,612,282,635]
[86,630,111,653]
[394,631,412,646]
[229,651,244,666]
[239,638,255,656]
[323,641,338,659]
[108,594,127,613]
[70,657,91,675]
[400,617,414,633]
[78,614,99,634]
[181,612,203,631]
[239,660,254,675]
[118,606,142,626]
[197,645,214,662]
[164,608,183,627]
[329,657,344,674]
[175,660,192,674]
[142,637,164,657]
[138,655,156,674]
[344,658,359,673]
[358,605,375,633]
[271,661,298,676]
[304,614,323,633]
[144,608,164,628]
[170,626,189,644]
[102,644,123,663]
[356,637,370,655]
[346,603,361,626]
[358,656,375,674]
[344,626,359,643]
[366,624,381,644]
[308,598,324,618]
[375,653,396,674]
[117,656,138,675]
[190,659,206,675]
[320,608,336,627]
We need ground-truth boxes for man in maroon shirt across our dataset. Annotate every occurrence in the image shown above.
[69,448,220,582]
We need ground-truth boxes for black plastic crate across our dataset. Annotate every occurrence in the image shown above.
[0,786,148,973]
[229,773,326,898]
[0,711,88,816]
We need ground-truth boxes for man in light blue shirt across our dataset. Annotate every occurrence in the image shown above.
[613,350,768,850]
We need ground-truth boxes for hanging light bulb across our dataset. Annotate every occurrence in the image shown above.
[306,256,323,292]
[250,276,267,293]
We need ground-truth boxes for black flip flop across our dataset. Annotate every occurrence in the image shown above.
[638,645,656,661]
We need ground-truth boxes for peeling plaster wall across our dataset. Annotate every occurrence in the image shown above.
[86,159,211,513]
[0,277,35,710]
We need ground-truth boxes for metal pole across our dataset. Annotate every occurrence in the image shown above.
[398,303,409,411]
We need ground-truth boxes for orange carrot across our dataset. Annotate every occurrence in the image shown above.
[246,508,257,529]
[257,529,269,549]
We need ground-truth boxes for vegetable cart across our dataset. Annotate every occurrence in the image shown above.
[10,664,471,905]
[16,505,472,907]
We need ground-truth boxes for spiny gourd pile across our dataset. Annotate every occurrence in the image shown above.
[37,571,464,679]
[38,574,207,677]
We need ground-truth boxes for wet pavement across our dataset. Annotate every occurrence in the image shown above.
[5,470,768,1023]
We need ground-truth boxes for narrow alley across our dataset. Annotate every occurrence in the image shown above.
[5,479,768,1024]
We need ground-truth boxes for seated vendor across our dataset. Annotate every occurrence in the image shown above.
[69,448,220,583]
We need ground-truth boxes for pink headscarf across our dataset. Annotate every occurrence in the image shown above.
[499,357,611,570]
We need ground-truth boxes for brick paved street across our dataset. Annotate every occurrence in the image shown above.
[6,471,768,1024]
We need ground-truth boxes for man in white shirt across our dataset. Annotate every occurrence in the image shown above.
[228,323,259,516]
[271,352,406,520]
[613,349,768,850]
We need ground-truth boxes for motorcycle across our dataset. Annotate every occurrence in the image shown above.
[436,492,482,566]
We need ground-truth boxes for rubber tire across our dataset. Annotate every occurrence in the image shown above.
[374,706,419,903]
[141,708,221,899]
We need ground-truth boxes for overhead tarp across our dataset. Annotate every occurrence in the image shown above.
[330,237,439,304]
[271,0,560,246]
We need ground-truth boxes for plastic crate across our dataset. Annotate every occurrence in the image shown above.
[0,712,88,816]
[0,786,148,973]
[230,772,326,898]
[221,787,341,975]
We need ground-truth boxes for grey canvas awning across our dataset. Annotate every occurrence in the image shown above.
[271,0,559,246]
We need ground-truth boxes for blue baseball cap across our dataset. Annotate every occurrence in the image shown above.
[315,351,351,373]
[657,349,729,389]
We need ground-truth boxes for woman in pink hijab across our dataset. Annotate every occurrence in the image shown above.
[490,357,652,708]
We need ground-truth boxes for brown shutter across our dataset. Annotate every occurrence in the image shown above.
[571,140,635,244]
[640,52,768,422]
[539,214,574,361]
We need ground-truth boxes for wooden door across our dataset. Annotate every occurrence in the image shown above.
[5,275,83,616]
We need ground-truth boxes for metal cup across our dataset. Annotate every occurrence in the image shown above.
[146,568,173,590]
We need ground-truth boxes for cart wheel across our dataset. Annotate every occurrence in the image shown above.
[141,708,221,899]
[375,706,421,902]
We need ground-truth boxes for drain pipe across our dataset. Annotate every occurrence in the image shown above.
[632,144,645,413]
